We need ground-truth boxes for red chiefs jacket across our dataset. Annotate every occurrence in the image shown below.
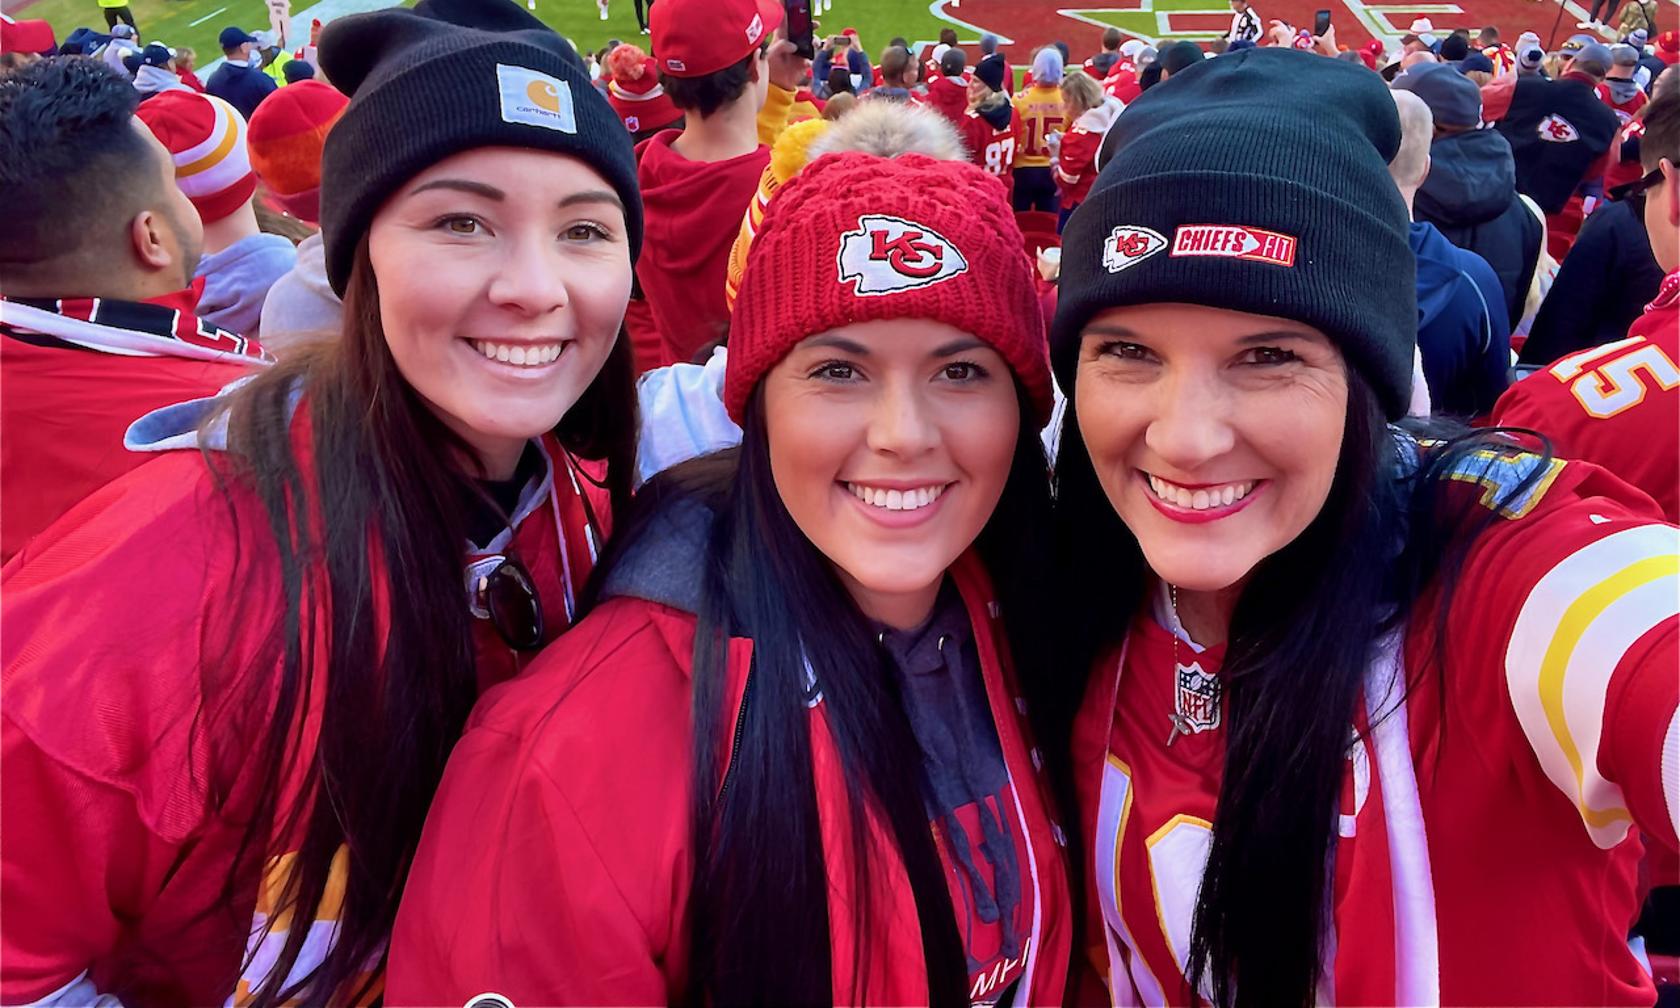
[1,399,608,1007]
[388,544,1073,1006]
[1072,449,1678,1005]
[0,292,269,562]
[1054,98,1123,211]
[1494,270,1680,522]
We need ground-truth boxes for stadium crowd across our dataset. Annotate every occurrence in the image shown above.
[1,0,1678,1003]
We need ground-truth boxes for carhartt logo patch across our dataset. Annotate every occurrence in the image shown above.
[496,64,576,133]
[745,11,765,44]
[1101,225,1167,273]
[1537,113,1580,143]
[837,214,968,296]
[1170,224,1297,267]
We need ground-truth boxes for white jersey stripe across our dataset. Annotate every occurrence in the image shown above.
[1505,523,1680,848]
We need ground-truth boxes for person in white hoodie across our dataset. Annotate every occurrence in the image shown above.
[137,90,297,338]
[127,43,193,101]
[99,23,141,75]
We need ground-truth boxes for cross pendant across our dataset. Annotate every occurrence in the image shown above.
[1165,712,1195,748]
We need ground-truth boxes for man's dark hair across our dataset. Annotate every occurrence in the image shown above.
[938,27,958,47]
[825,63,853,95]
[1102,27,1122,51]
[0,57,159,267]
[1054,40,1071,62]
[888,36,909,49]
[939,47,965,77]
[661,43,765,118]
[1478,25,1499,43]
[1641,92,1680,171]
[1450,26,1472,38]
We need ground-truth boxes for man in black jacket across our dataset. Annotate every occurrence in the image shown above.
[1397,63,1542,322]
[204,26,277,120]
[1515,197,1663,365]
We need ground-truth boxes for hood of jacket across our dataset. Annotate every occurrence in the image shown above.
[1409,220,1485,333]
[1605,76,1643,106]
[977,93,1013,129]
[1074,94,1125,134]
[635,130,767,277]
[926,74,969,119]
[134,64,190,96]
[1415,127,1518,226]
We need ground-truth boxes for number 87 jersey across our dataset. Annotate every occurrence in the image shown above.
[1493,271,1680,523]
[961,104,1023,204]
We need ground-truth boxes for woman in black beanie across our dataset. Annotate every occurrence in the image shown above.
[1047,47,1678,1007]
[0,4,644,1005]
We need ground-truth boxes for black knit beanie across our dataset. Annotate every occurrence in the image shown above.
[1051,47,1416,419]
[317,1,642,296]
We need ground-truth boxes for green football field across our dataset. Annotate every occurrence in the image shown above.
[4,0,957,78]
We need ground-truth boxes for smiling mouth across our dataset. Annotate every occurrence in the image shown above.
[470,339,568,367]
[845,481,950,512]
[1145,472,1257,511]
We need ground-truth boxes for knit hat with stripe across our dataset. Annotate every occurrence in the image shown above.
[135,90,257,224]
[246,79,348,225]
[1050,47,1416,419]
[725,151,1053,424]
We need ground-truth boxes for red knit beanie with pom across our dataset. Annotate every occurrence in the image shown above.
[725,151,1052,423]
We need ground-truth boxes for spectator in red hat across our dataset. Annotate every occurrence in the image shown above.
[638,0,808,366]
[0,16,55,58]
[138,89,296,338]
[604,42,682,140]
[246,77,348,351]
[1657,30,1680,66]
[0,58,269,563]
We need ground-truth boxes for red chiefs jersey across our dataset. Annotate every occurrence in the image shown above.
[1072,453,1679,1005]
[1012,85,1066,168]
[960,105,1022,202]
[2,416,608,1007]
[1054,123,1104,209]
[1493,271,1680,522]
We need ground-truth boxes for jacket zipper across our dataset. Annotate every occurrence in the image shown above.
[716,666,754,802]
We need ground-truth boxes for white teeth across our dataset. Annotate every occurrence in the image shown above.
[1145,473,1255,511]
[472,340,566,367]
[846,482,947,511]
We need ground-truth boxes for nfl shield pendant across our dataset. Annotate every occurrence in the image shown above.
[1173,661,1222,738]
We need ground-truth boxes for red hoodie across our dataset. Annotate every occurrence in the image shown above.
[635,133,770,367]
[924,72,969,130]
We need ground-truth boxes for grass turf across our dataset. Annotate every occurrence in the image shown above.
[5,0,961,79]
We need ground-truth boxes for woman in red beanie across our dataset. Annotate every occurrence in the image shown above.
[388,151,1074,1007]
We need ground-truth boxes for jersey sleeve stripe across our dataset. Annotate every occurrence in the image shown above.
[1095,755,1167,1004]
[1505,523,1680,848]
[1664,707,1679,841]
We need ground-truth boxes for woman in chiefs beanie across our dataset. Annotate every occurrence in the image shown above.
[1,3,642,1005]
[1047,47,1677,1006]
[390,152,1074,1006]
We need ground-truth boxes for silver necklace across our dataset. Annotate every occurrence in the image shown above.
[1165,583,1223,747]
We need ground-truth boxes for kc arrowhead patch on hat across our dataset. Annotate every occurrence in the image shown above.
[837,214,969,296]
[1101,225,1167,273]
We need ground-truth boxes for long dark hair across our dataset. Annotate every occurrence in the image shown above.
[210,236,635,1005]
[1048,367,1551,1007]
[582,381,1062,1005]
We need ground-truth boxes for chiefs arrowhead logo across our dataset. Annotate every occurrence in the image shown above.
[1538,113,1580,143]
[837,215,968,296]
[625,114,640,132]
[1102,225,1167,273]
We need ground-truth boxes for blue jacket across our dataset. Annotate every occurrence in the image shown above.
[205,60,276,120]
[1411,220,1512,418]
[1414,127,1541,324]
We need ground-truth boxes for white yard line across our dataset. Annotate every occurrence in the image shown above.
[187,5,228,27]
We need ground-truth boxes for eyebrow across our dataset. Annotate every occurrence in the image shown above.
[405,182,624,214]
[409,178,504,200]
[1081,324,1319,345]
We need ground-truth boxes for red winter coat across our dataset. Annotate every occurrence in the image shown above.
[1,407,608,1007]
[388,550,1073,1006]
[1073,451,1677,1005]
[0,291,267,563]
[924,72,970,129]
[1493,270,1680,522]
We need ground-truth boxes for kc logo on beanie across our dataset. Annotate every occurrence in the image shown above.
[1102,225,1167,273]
[497,63,576,132]
[838,215,969,296]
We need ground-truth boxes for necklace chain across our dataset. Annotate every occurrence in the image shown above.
[1165,582,1220,747]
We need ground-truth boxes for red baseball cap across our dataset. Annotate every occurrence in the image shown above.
[1657,30,1679,65]
[651,0,782,78]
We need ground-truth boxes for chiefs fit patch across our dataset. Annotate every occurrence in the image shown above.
[1170,224,1298,267]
